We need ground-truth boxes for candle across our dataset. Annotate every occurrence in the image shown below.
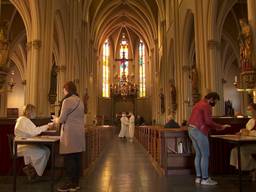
[235,75,237,82]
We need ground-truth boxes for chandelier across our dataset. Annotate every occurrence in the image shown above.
[110,71,137,98]
[0,3,15,93]
[110,33,137,98]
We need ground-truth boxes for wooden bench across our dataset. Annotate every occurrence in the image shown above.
[135,126,193,175]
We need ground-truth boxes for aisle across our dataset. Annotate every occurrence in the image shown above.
[80,137,255,192]
[83,137,163,192]
[1,137,255,192]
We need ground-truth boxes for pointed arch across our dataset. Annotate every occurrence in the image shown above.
[10,0,31,40]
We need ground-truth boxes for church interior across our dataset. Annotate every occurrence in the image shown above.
[1,0,256,191]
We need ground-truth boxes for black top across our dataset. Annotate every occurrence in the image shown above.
[164,120,180,128]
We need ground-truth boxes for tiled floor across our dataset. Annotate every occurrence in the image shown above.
[1,137,256,192]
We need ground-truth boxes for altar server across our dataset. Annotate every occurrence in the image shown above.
[119,113,129,139]
[14,104,51,180]
[128,112,135,142]
[230,103,256,181]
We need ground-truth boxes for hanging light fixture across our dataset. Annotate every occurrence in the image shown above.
[0,0,15,92]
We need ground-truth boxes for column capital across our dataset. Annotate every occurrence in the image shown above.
[32,40,41,49]
[56,65,66,72]
[207,40,220,49]
[27,40,41,50]
[26,41,32,50]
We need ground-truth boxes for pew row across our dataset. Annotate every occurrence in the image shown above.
[134,126,193,175]
[83,125,113,173]
[0,117,114,176]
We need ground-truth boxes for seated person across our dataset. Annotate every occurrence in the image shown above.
[230,103,256,181]
[15,104,53,181]
[181,120,188,127]
[164,114,180,128]
[135,115,145,126]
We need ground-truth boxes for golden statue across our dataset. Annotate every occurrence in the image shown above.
[239,19,253,71]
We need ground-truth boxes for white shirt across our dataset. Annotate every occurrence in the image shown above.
[15,116,48,138]
[246,118,256,136]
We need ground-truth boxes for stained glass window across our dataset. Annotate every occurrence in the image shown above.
[120,38,128,76]
[102,39,109,97]
[139,40,146,97]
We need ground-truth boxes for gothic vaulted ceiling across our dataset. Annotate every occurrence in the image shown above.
[83,0,163,50]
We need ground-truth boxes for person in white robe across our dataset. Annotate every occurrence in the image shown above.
[230,103,256,181]
[119,113,129,138]
[14,104,52,179]
[128,112,135,142]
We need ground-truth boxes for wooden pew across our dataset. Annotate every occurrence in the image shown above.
[83,125,113,173]
[135,117,251,175]
[0,118,113,176]
[135,126,193,176]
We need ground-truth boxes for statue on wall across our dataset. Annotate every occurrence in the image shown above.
[190,64,201,105]
[169,79,177,112]
[239,19,253,71]
[191,65,198,92]
[224,100,234,117]
[160,88,165,114]
[48,56,57,104]
[83,88,89,114]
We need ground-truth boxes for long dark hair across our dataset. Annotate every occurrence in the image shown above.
[59,81,79,115]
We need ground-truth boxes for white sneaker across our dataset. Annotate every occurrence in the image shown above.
[195,178,201,184]
[201,178,218,185]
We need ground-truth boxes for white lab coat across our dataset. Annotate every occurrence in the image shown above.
[230,118,256,171]
[129,115,135,139]
[119,116,129,138]
[14,116,50,176]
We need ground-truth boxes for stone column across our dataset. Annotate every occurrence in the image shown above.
[86,42,97,124]
[207,40,223,115]
[194,0,209,94]
[152,39,160,124]
[161,21,167,124]
[173,0,184,123]
[25,40,41,106]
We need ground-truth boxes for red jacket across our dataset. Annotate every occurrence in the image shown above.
[188,99,222,135]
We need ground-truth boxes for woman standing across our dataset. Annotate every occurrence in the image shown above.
[52,81,85,192]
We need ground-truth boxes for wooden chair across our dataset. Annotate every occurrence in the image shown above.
[7,108,19,118]
[7,134,23,175]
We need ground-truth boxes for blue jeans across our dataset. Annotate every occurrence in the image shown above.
[188,127,209,179]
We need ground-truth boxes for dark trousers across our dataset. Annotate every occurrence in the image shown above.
[64,152,82,184]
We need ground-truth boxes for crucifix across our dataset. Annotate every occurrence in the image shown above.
[115,50,133,73]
